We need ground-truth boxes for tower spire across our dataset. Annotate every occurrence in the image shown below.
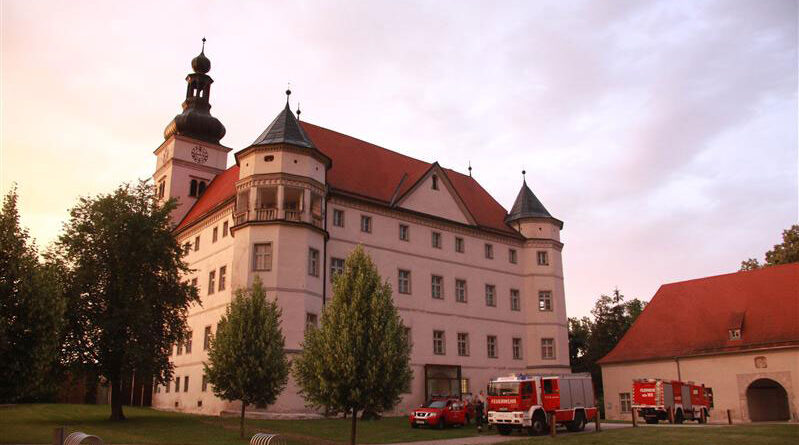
[163,40,226,144]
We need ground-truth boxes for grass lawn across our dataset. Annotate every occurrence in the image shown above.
[513,424,798,445]
[2,405,796,445]
[0,404,482,445]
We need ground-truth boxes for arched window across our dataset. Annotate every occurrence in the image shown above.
[198,181,207,197]
[190,179,198,197]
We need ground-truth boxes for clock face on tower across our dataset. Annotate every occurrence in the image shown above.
[191,145,209,164]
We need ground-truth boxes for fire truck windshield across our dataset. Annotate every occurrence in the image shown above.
[488,382,519,396]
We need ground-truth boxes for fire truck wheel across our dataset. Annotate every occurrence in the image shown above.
[497,425,512,436]
[645,417,659,424]
[675,409,684,424]
[531,414,547,435]
[567,411,586,432]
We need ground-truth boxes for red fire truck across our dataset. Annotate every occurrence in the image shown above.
[487,373,598,436]
[632,379,713,424]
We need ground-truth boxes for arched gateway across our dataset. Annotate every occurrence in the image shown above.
[746,378,790,421]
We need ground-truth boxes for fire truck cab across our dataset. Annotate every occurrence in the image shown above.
[487,373,598,436]
[633,379,713,424]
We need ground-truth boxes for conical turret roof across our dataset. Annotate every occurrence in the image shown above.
[505,180,553,223]
[251,102,315,149]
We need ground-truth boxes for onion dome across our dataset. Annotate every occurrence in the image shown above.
[163,38,226,144]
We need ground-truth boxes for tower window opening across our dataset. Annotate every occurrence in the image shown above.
[190,179,198,197]
[198,181,207,197]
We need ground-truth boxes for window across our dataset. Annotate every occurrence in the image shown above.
[183,243,192,255]
[460,379,470,394]
[253,243,273,271]
[202,375,208,392]
[333,209,344,227]
[308,248,320,277]
[165,379,170,393]
[198,181,207,197]
[158,180,165,199]
[176,341,183,355]
[203,326,212,350]
[510,289,521,311]
[194,236,200,251]
[431,275,443,299]
[185,331,192,354]
[218,266,226,291]
[330,257,345,280]
[360,215,372,233]
[433,330,445,355]
[189,179,198,197]
[175,377,180,392]
[222,221,229,237]
[509,248,517,264]
[432,175,439,190]
[306,313,318,331]
[620,393,632,413]
[729,329,742,340]
[487,335,497,358]
[212,227,218,242]
[455,237,464,253]
[398,269,411,294]
[539,291,552,311]
[431,231,442,249]
[512,337,522,360]
[184,376,190,392]
[191,277,198,290]
[485,284,496,307]
[455,279,467,303]
[457,332,469,356]
[404,327,413,349]
[541,338,555,359]
[399,224,410,241]
[484,243,493,259]
[537,250,549,266]
[208,271,215,294]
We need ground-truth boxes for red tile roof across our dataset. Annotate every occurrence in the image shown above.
[175,122,518,235]
[598,263,799,365]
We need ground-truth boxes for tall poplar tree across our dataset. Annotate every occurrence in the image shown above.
[0,187,65,402]
[293,246,412,445]
[57,181,197,420]
[204,277,289,438]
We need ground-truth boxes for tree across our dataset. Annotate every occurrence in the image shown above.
[56,181,197,420]
[567,289,646,399]
[204,277,289,438]
[293,246,412,445]
[0,186,65,402]
[740,224,799,270]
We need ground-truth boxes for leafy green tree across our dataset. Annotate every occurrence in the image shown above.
[293,246,412,445]
[568,289,646,401]
[0,186,65,402]
[740,224,799,270]
[56,181,197,420]
[204,277,289,438]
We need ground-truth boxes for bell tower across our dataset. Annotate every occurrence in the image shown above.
[153,39,230,225]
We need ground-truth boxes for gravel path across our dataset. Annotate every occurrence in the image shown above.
[382,422,632,445]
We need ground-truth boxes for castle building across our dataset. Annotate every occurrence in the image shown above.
[151,44,571,415]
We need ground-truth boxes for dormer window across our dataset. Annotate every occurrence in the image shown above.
[432,175,439,190]
[728,311,744,341]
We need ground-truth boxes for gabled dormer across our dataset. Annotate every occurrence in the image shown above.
[393,163,475,225]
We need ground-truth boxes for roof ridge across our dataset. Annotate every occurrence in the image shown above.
[660,262,799,288]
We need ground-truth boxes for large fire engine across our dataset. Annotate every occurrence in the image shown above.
[632,379,713,424]
[487,373,598,435]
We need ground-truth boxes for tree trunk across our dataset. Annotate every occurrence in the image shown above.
[109,378,126,421]
[350,406,357,445]
[240,401,246,438]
